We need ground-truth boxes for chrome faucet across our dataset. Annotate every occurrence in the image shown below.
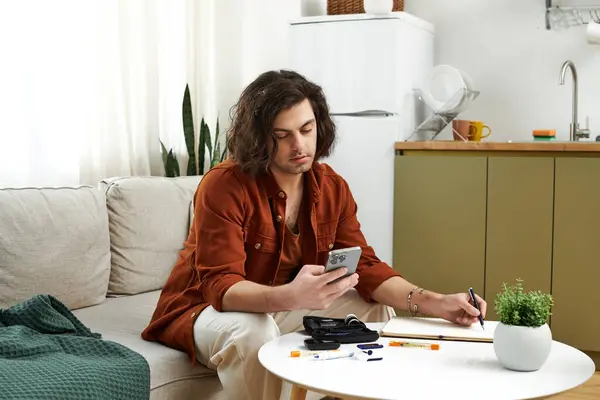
[559,61,589,141]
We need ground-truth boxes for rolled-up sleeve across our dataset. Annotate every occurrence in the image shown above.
[193,168,248,311]
[334,178,401,303]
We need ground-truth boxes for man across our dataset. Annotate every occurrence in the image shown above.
[142,70,487,400]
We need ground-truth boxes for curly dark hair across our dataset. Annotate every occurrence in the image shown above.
[226,70,336,176]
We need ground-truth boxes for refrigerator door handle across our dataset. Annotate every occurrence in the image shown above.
[331,111,396,117]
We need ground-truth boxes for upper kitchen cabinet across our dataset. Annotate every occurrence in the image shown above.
[393,155,487,297]
[288,13,434,114]
[552,157,600,352]
[485,157,554,321]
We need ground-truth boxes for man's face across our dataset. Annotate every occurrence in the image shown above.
[269,98,317,177]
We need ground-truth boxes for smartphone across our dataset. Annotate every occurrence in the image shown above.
[324,246,362,281]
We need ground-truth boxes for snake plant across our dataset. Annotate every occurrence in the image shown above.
[160,84,227,177]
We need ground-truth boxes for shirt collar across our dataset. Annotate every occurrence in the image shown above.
[261,162,322,203]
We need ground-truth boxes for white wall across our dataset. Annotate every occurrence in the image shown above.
[182,0,301,172]
[405,0,600,142]
[229,0,600,143]
[199,0,301,136]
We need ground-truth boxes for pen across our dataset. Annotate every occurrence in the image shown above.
[389,341,440,350]
[469,287,485,330]
[290,350,327,357]
[312,350,354,360]
[290,349,343,357]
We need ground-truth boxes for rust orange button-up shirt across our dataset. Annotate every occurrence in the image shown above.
[141,159,401,364]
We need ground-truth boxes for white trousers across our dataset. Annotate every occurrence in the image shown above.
[193,289,394,400]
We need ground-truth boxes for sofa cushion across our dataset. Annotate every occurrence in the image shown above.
[0,186,110,310]
[72,290,217,393]
[99,176,202,295]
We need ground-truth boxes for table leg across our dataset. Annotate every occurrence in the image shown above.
[290,384,307,400]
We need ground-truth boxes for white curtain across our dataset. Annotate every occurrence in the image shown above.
[185,0,302,173]
[0,0,300,187]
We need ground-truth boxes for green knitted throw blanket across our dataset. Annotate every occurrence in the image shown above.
[0,294,150,399]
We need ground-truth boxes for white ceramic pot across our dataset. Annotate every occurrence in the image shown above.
[301,0,327,17]
[364,0,393,14]
[493,322,552,371]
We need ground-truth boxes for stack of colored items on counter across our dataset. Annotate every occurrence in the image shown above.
[533,129,556,141]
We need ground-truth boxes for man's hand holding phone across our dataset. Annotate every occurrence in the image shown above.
[287,264,358,310]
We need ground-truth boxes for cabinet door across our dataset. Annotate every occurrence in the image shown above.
[393,156,487,299]
[553,158,600,352]
[485,157,554,321]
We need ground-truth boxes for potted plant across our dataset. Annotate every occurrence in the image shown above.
[493,278,554,371]
[160,84,228,177]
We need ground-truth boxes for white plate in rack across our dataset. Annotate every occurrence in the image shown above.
[421,65,468,113]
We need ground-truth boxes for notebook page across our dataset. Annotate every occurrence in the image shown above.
[380,317,497,341]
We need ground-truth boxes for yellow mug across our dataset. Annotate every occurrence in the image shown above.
[468,121,492,141]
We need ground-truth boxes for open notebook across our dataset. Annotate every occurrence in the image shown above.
[380,317,497,343]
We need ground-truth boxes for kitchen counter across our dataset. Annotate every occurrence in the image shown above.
[393,141,600,368]
[394,141,600,152]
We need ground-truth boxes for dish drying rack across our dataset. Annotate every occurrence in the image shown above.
[545,0,600,29]
[406,87,480,142]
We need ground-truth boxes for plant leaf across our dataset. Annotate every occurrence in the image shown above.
[165,149,180,177]
[216,117,220,142]
[211,117,222,167]
[205,118,213,159]
[219,116,228,163]
[212,139,221,167]
[198,118,207,175]
[160,140,169,176]
[182,84,196,176]
[172,152,180,177]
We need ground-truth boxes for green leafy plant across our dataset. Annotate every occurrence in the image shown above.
[494,278,553,328]
[160,141,180,178]
[160,84,228,177]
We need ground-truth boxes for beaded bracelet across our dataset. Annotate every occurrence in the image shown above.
[407,286,425,317]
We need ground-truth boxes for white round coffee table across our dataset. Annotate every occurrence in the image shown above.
[258,323,595,400]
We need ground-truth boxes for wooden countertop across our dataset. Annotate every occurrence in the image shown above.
[395,141,600,152]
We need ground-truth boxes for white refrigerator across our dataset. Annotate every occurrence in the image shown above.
[289,12,434,266]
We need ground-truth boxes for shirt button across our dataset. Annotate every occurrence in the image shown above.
[255,243,262,250]
[328,242,334,249]
[276,215,282,222]
[278,191,285,198]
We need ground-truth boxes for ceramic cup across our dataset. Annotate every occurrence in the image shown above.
[452,120,471,141]
[363,0,393,14]
[587,20,600,44]
[301,0,327,17]
[469,121,492,141]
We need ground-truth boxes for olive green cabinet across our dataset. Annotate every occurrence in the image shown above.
[393,156,486,297]
[394,153,600,358]
[552,158,600,352]
[485,157,554,321]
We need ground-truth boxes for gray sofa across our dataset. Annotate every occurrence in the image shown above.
[0,176,225,400]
